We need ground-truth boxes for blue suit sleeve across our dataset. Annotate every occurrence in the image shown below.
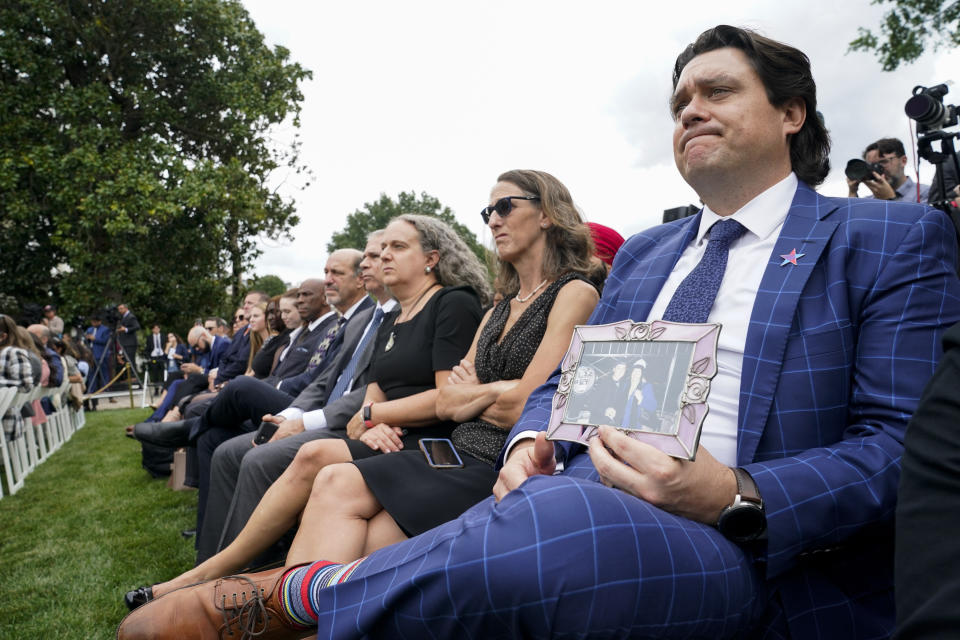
[748,205,960,578]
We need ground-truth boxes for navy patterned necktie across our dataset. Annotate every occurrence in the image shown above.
[307,316,347,372]
[661,218,747,323]
[326,307,385,403]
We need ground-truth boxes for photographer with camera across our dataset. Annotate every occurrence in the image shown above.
[846,137,930,203]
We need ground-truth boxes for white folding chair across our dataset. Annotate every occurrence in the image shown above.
[19,388,49,466]
[39,384,63,454]
[50,375,73,442]
[0,387,26,496]
[0,387,16,499]
[18,387,45,473]
[73,403,86,429]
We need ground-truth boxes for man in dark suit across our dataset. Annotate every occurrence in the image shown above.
[117,27,960,640]
[134,250,368,549]
[199,232,394,563]
[895,321,960,638]
[115,302,140,371]
[144,324,166,385]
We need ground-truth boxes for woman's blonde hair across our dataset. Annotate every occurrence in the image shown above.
[246,302,270,371]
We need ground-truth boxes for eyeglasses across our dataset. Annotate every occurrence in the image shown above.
[480,196,540,224]
[234,315,244,322]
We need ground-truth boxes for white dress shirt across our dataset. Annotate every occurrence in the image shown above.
[150,333,164,357]
[645,173,797,466]
[279,298,397,430]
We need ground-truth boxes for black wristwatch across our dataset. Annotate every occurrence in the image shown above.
[716,468,766,543]
[362,402,375,428]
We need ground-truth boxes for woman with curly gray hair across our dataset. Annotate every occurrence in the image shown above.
[393,213,492,307]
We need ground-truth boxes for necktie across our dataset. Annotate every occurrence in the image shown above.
[307,316,347,372]
[662,218,747,323]
[294,326,311,345]
[327,307,385,403]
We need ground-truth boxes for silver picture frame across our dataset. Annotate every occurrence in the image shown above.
[546,319,722,460]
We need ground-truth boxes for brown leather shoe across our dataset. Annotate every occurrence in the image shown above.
[116,565,311,640]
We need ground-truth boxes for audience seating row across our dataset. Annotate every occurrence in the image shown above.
[0,377,86,498]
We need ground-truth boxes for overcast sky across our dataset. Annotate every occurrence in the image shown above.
[241,0,960,285]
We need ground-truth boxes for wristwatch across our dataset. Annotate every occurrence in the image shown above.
[716,467,766,542]
[362,402,375,428]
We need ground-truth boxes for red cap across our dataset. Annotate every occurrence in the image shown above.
[588,222,625,266]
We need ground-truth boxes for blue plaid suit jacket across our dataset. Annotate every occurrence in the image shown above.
[506,182,960,636]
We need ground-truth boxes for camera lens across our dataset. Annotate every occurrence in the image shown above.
[905,94,946,127]
[845,159,874,182]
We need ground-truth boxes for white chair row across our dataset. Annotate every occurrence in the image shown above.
[0,377,87,498]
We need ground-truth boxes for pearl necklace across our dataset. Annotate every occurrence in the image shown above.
[515,279,548,303]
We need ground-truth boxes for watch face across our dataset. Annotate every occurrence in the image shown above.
[719,504,766,542]
[363,405,372,421]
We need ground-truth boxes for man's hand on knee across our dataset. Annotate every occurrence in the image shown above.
[589,425,736,525]
[493,432,556,501]
[268,416,305,443]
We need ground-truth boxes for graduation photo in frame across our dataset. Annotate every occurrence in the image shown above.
[546,319,721,460]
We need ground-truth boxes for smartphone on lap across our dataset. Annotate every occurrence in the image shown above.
[419,438,464,469]
[253,420,279,445]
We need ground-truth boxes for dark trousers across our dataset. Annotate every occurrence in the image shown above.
[187,376,294,560]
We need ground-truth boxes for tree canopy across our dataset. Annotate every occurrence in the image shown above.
[247,274,287,298]
[851,0,960,70]
[328,191,491,269]
[0,0,311,331]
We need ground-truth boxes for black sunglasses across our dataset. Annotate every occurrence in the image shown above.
[480,195,540,224]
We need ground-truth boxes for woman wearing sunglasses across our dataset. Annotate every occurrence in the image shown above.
[119,172,607,636]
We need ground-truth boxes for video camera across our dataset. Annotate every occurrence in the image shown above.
[101,305,122,327]
[905,82,960,263]
[905,84,959,132]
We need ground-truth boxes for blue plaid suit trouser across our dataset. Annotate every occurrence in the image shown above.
[309,452,765,640]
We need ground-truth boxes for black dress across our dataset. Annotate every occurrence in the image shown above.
[249,330,290,379]
[356,273,586,537]
[346,286,482,461]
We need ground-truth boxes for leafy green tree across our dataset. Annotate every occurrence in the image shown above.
[328,191,491,269]
[851,0,960,70]
[247,274,288,298]
[0,0,311,331]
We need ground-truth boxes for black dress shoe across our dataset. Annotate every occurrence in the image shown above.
[123,585,154,611]
[181,528,196,539]
[132,418,196,448]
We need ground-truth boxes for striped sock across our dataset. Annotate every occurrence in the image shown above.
[278,558,366,626]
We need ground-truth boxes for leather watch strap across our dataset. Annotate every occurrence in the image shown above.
[732,467,762,506]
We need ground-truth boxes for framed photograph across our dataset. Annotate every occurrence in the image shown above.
[546,319,721,460]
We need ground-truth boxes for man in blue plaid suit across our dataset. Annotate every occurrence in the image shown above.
[117,26,960,640]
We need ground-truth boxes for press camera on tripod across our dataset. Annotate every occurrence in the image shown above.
[905,83,960,216]
[86,304,142,399]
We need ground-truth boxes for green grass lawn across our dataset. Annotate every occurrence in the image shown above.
[0,409,198,639]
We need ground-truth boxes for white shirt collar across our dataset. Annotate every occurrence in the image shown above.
[378,299,398,313]
[341,296,368,320]
[308,310,336,331]
[697,172,798,244]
